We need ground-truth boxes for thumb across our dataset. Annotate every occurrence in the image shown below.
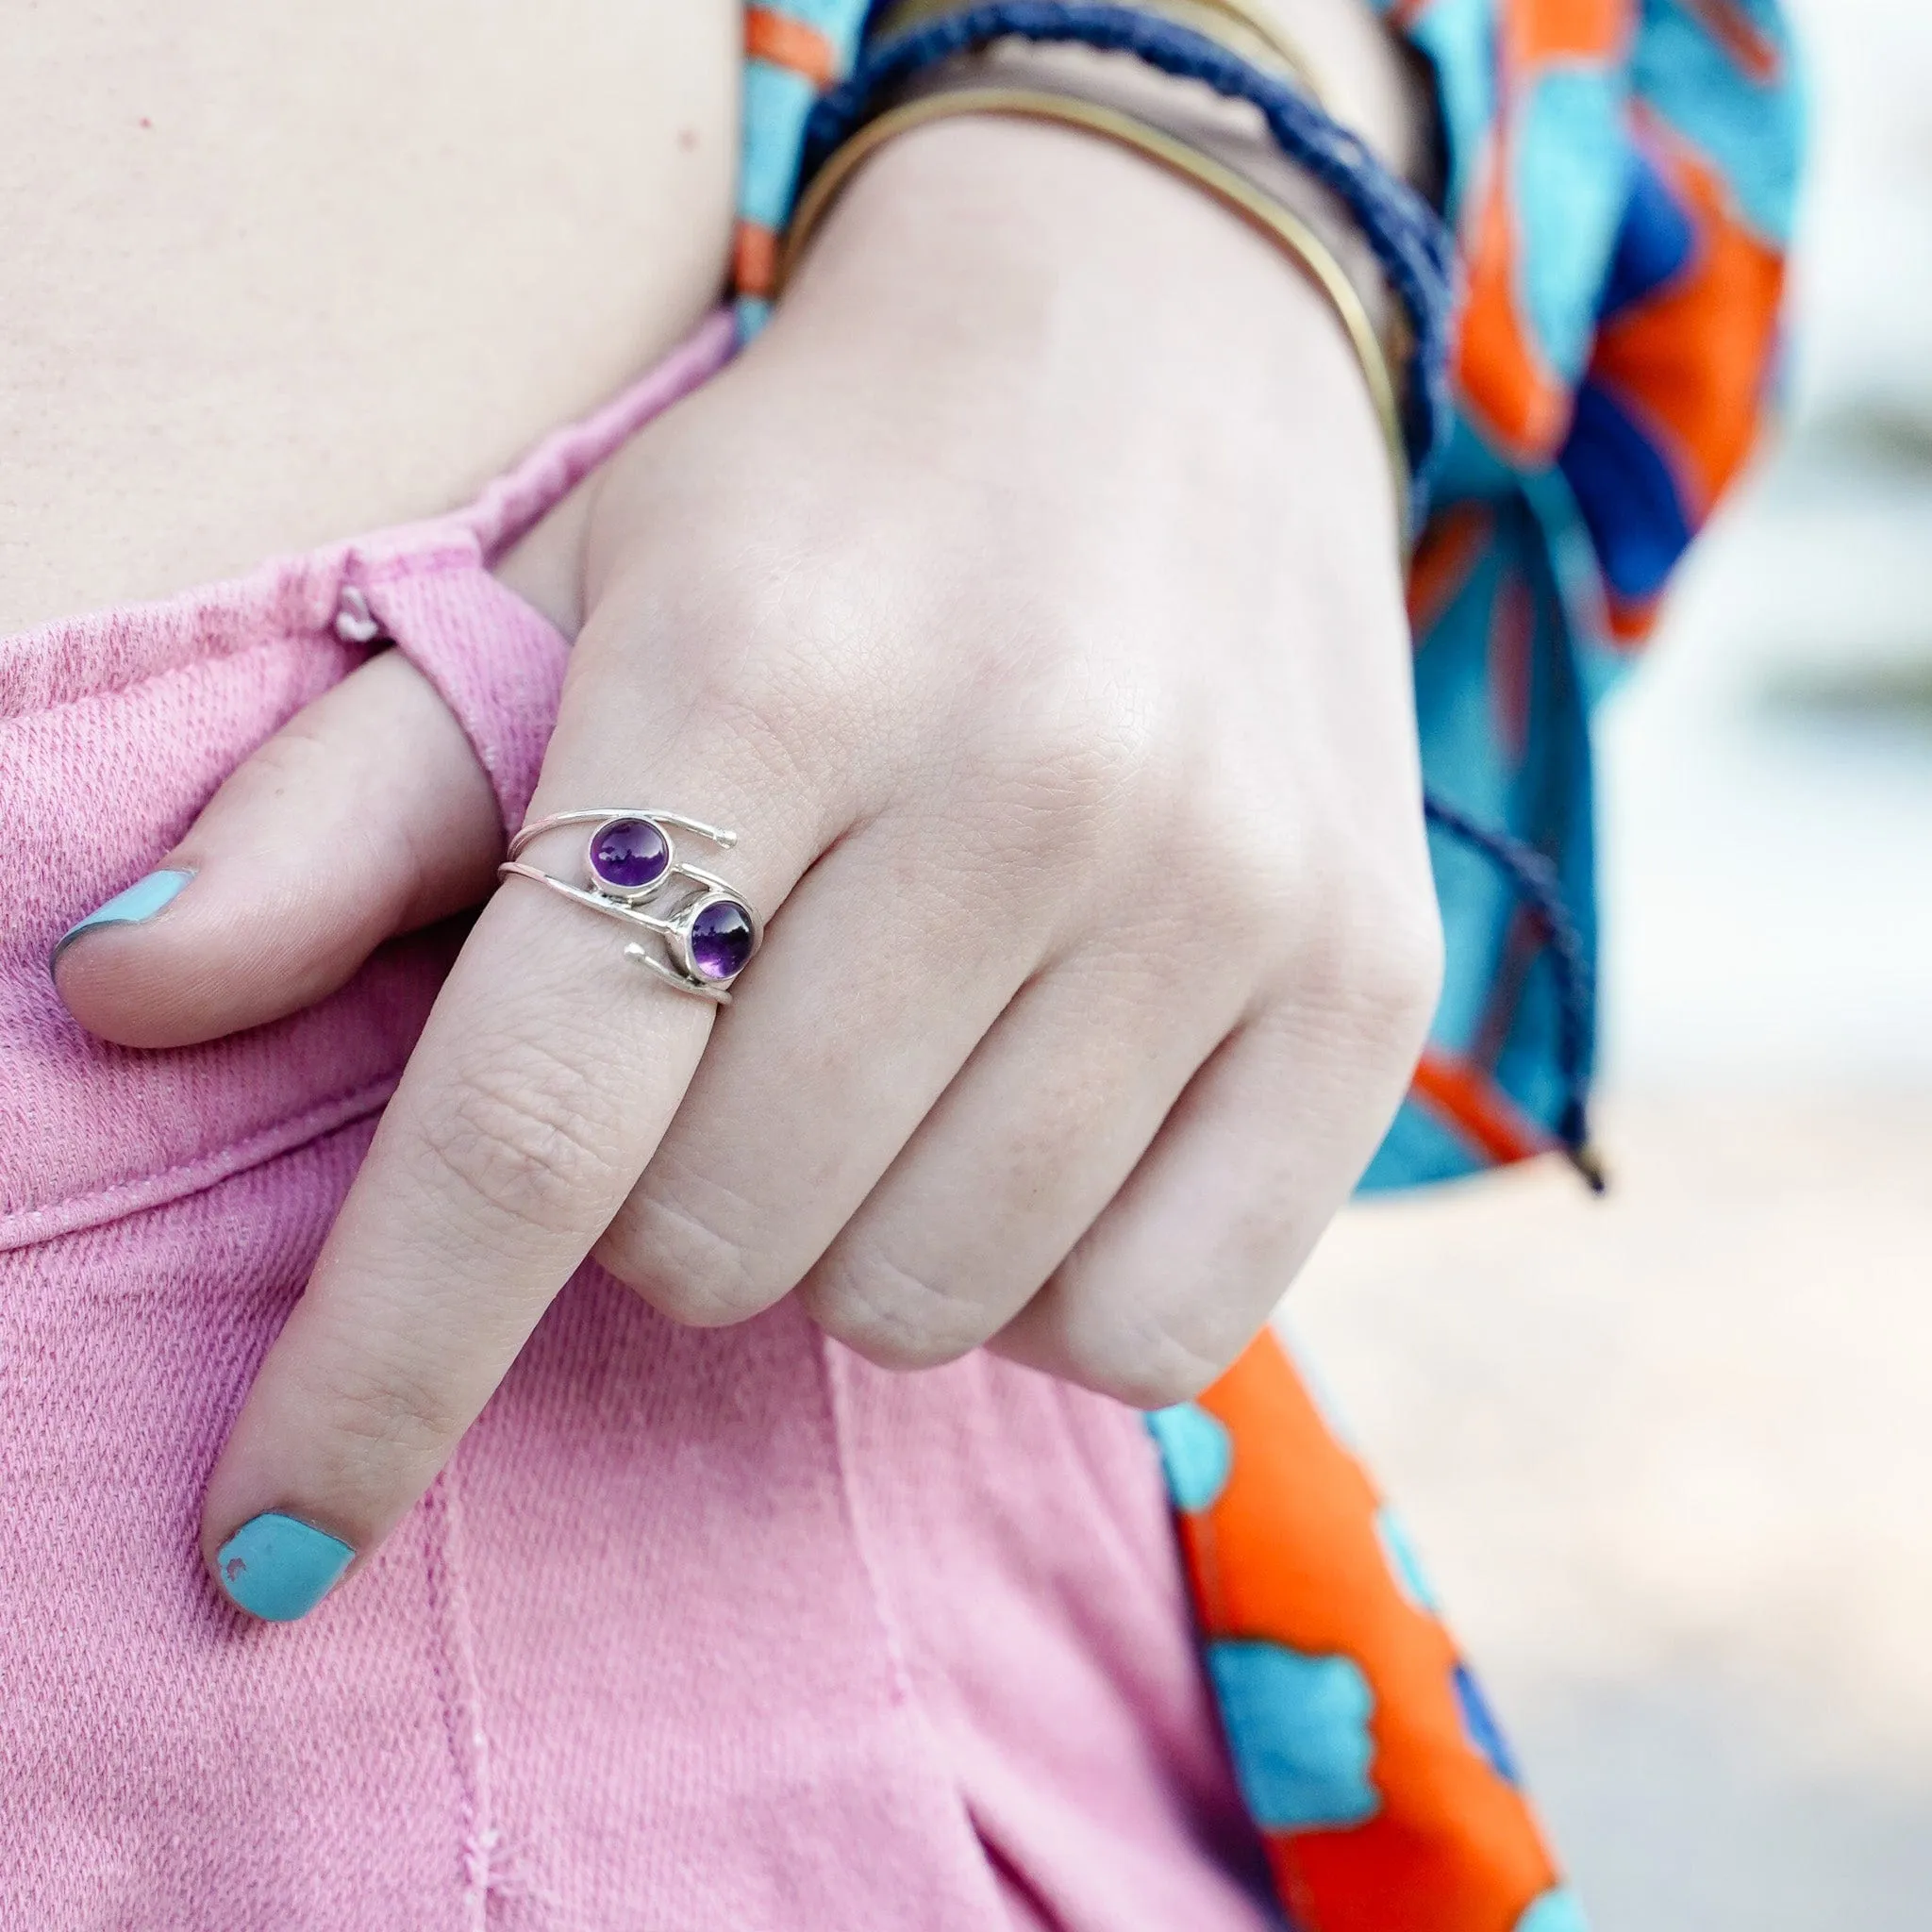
[53,649,502,1048]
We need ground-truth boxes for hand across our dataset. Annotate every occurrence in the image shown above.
[58,115,1440,1613]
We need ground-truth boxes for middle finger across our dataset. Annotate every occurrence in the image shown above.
[801,932,1248,1368]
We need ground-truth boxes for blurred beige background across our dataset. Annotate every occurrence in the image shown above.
[1285,2,1932,1922]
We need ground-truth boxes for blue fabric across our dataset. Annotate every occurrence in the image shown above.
[1561,378,1698,605]
[1452,1659,1523,1784]
[1424,792,1599,1167]
[1598,145,1699,318]
[1513,67,1634,381]
[1145,1403,1234,1513]
[1374,1506,1442,1614]
[1517,1886,1592,1932]
[1207,1641,1381,1831]
[1635,0,1805,244]
[741,60,824,229]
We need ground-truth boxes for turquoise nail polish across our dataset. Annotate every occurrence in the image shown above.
[51,868,194,971]
[214,1513,354,1623]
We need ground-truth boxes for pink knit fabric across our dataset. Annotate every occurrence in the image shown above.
[0,318,1274,1925]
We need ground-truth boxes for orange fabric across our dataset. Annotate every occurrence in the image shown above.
[1189,1335,1561,1931]
[732,220,781,300]
[1408,1048,1556,1166]
[1588,121,1788,525]
[1503,0,1628,66]
[745,5,840,85]
[1604,587,1663,646]
[1455,160,1573,461]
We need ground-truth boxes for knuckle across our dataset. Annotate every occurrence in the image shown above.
[593,1175,774,1326]
[1178,807,1301,962]
[1279,836,1443,1055]
[1335,865,1444,1050]
[703,651,836,790]
[1055,1311,1235,1410]
[1370,887,1447,1043]
[300,1346,467,1476]
[668,569,888,791]
[808,1243,991,1373]
[411,1040,631,1241]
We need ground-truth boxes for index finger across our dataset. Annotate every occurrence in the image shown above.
[199,668,832,1621]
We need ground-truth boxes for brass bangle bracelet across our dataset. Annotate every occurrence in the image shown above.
[775,86,1408,541]
[1158,0,1330,100]
[874,0,1334,108]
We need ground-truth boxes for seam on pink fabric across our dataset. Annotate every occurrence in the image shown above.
[816,1340,920,1711]
[8,629,345,732]
[0,1074,397,1252]
[420,1458,496,1924]
[458,308,740,560]
[816,1341,1024,1924]
[1050,1381,1177,1599]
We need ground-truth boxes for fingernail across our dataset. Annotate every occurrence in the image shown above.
[213,1512,355,1623]
[51,868,195,973]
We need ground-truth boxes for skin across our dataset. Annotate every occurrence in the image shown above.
[0,0,734,636]
[43,25,1443,1611]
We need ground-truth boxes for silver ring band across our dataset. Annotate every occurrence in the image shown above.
[498,809,763,1003]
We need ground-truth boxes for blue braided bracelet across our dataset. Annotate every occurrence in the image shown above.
[805,0,1457,508]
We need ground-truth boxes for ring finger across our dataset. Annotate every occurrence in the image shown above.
[795,930,1251,1370]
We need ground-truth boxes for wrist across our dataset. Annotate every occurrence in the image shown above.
[879,38,1408,353]
[764,109,1401,552]
[766,0,1454,538]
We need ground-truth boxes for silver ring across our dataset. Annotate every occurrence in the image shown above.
[497,809,763,1004]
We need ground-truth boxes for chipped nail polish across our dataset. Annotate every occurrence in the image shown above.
[213,1513,354,1623]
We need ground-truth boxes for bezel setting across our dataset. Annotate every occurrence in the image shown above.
[497,807,761,1003]
[585,814,674,906]
[675,891,761,986]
